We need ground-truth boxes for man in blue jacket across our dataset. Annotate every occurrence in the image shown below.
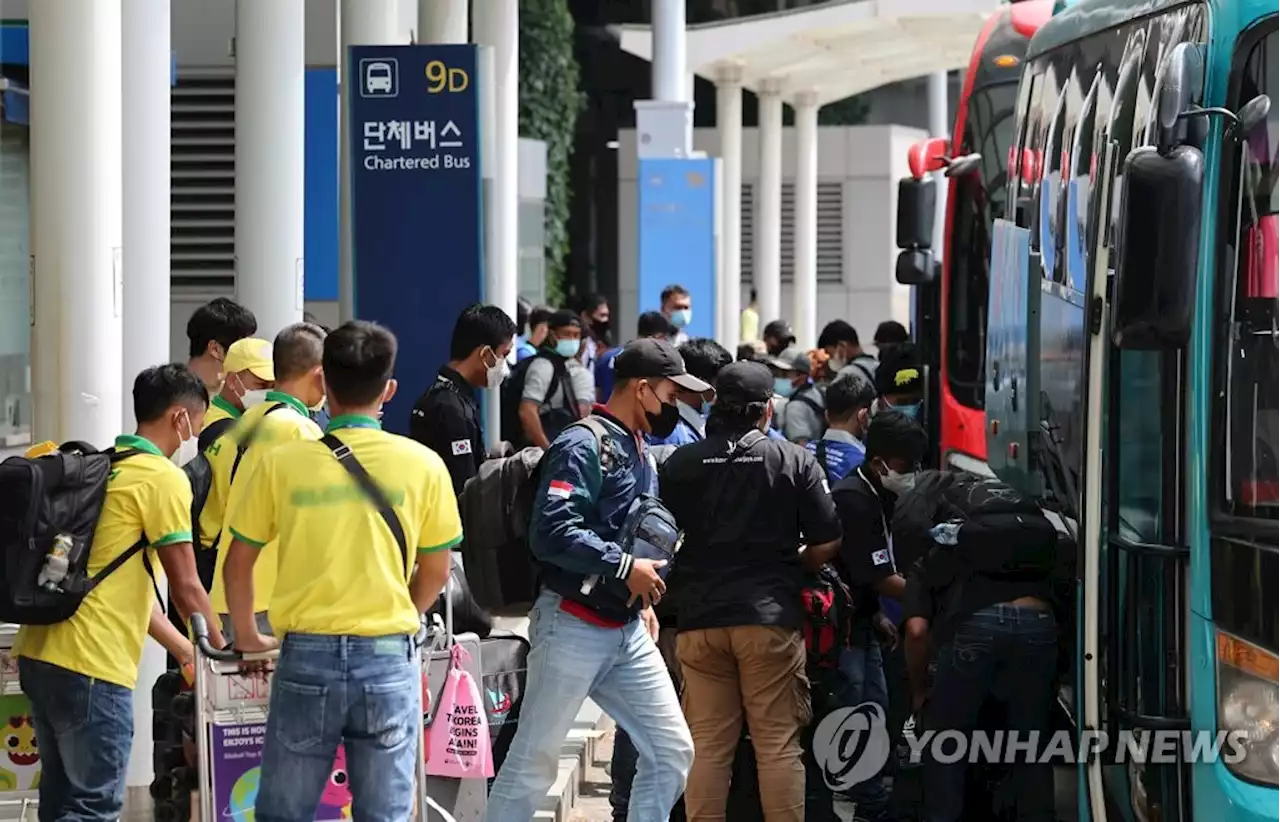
[806,370,877,483]
[485,338,703,822]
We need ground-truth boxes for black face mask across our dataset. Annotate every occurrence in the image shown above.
[647,402,680,439]
[591,319,611,343]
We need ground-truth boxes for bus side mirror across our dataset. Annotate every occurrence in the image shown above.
[1111,144,1204,350]
[896,249,939,286]
[896,176,937,250]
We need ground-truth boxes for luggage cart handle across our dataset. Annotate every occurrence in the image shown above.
[189,613,276,662]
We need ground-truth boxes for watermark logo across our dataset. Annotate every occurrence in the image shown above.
[811,702,891,791]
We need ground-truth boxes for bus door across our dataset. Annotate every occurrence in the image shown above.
[1083,11,1210,818]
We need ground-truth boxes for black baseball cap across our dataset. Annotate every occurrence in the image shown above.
[613,338,712,393]
[763,319,795,343]
[715,361,774,405]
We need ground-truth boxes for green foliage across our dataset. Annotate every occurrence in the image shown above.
[519,0,584,305]
[819,94,871,126]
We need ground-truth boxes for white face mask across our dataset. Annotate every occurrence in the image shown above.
[484,350,510,389]
[309,394,327,414]
[171,412,199,467]
[241,389,269,408]
[881,469,917,495]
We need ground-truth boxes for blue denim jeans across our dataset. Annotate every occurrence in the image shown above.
[921,603,1058,822]
[256,633,420,822]
[805,623,890,822]
[18,658,133,822]
[485,588,693,822]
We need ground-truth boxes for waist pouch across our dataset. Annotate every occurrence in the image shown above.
[618,494,683,580]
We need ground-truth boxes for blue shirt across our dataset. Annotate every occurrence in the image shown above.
[516,337,538,361]
[530,411,656,623]
[594,347,623,402]
[806,429,865,483]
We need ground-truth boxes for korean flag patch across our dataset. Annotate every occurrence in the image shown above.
[871,549,891,566]
[450,439,473,456]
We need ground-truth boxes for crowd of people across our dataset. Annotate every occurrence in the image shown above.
[10,288,1062,822]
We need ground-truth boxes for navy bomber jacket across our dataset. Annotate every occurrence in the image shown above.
[529,409,656,624]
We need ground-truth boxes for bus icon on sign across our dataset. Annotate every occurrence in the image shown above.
[360,58,398,97]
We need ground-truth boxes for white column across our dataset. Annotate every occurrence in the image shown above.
[30,0,124,447]
[474,0,518,449]
[651,0,687,103]
[121,0,171,795]
[235,0,305,338]
[793,91,819,349]
[755,84,783,327]
[715,68,743,352]
[927,71,949,252]
[418,0,468,43]
[337,0,406,323]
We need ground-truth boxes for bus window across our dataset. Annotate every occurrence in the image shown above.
[1223,26,1279,518]
[947,80,1021,409]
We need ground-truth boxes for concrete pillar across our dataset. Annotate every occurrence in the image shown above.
[235,0,305,338]
[473,0,519,448]
[651,0,687,104]
[121,0,171,797]
[715,68,743,352]
[337,0,406,323]
[29,0,123,447]
[755,84,783,327]
[793,91,819,349]
[418,0,467,43]
[927,71,949,253]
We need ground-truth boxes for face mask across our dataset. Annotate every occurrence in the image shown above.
[773,378,797,399]
[671,309,691,329]
[241,389,269,408]
[310,395,327,414]
[829,353,849,373]
[171,412,199,468]
[485,352,510,389]
[591,319,611,341]
[881,469,917,496]
[890,400,923,421]
[700,398,714,417]
[642,384,681,438]
[554,339,581,358]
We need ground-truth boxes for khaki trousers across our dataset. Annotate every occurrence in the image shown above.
[677,625,812,822]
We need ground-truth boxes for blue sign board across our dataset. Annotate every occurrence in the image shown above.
[637,158,717,341]
[348,44,483,435]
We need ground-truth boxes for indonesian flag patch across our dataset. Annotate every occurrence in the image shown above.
[548,480,574,499]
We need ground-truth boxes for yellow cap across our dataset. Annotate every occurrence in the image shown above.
[223,338,275,381]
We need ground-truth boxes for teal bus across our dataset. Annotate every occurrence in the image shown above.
[975,0,1278,818]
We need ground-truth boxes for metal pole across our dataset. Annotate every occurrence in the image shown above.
[927,71,949,253]
[793,91,819,349]
[473,0,519,449]
[755,84,783,327]
[338,0,407,323]
[418,0,468,44]
[651,0,687,103]
[235,0,306,338]
[715,69,743,352]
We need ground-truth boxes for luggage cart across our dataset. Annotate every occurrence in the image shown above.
[188,615,443,822]
[0,625,38,822]
[420,574,487,822]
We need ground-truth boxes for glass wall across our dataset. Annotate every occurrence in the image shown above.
[0,20,32,449]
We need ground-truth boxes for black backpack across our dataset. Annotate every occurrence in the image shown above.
[500,352,581,448]
[0,441,161,625]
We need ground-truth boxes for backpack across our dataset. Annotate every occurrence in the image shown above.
[800,564,856,669]
[458,417,614,608]
[0,441,162,625]
[935,472,1059,577]
[499,352,581,449]
[788,384,827,439]
[182,403,287,551]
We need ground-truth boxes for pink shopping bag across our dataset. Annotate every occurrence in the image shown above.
[425,643,495,778]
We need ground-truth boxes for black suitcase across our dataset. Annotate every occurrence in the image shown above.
[478,630,529,774]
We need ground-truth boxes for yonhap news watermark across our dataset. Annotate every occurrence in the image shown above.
[812,702,1250,789]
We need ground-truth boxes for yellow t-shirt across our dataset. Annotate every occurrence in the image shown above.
[226,415,462,637]
[203,394,242,431]
[210,392,322,614]
[197,417,242,550]
[15,436,193,689]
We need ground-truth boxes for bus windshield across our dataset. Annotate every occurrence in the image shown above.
[947,81,1020,409]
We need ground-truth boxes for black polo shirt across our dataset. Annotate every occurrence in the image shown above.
[409,367,484,497]
[830,466,899,618]
[659,428,842,632]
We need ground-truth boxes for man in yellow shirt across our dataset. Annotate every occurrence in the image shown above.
[210,322,327,640]
[223,321,456,820]
[15,364,227,821]
[203,336,275,432]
